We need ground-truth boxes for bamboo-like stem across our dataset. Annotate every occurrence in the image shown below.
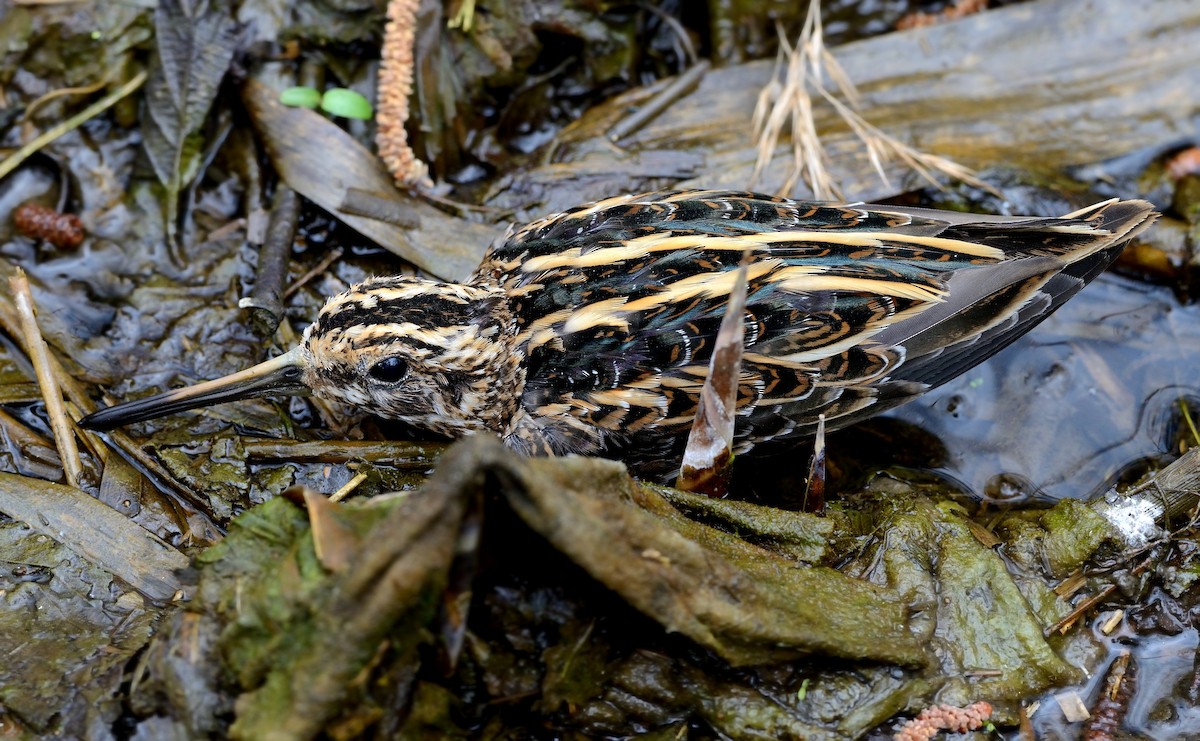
[329,471,370,503]
[10,270,84,488]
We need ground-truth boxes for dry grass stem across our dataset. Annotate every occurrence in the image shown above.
[0,69,147,181]
[285,246,345,299]
[21,73,112,124]
[753,1,991,199]
[0,282,90,414]
[376,0,431,189]
[10,270,84,488]
[0,271,106,466]
[330,471,370,503]
[751,8,840,199]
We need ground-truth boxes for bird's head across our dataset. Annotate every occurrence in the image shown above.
[80,276,522,436]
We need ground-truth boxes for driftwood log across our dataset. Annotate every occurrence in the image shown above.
[486,0,1200,218]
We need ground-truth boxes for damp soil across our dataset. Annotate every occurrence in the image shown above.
[2,1,1200,739]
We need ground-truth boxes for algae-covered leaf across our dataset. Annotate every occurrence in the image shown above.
[0,521,158,734]
[143,0,237,245]
[0,472,189,601]
[849,488,1083,707]
[502,445,924,667]
[193,482,467,738]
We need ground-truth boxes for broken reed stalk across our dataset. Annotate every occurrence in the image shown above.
[0,270,107,466]
[803,414,826,511]
[677,254,750,496]
[329,471,370,503]
[9,270,84,488]
[752,0,992,199]
[608,60,711,143]
[0,271,227,507]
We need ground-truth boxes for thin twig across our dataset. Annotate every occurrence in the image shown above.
[10,270,84,488]
[0,69,147,181]
[329,471,370,503]
[0,279,95,414]
[1046,555,1156,636]
[285,246,345,299]
[240,186,301,336]
[609,60,710,143]
[0,271,229,509]
[21,73,113,124]
[242,438,446,466]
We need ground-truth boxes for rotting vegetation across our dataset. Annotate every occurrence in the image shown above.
[2,1,1200,738]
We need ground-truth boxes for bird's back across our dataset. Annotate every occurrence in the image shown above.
[476,190,1156,474]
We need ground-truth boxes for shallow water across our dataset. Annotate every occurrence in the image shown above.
[1026,616,1200,739]
[887,272,1200,502]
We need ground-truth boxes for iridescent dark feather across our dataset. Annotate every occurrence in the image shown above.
[81,190,1157,481]
[467,191,1155,474]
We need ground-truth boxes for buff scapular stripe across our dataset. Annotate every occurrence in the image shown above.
[80,190,1158,483]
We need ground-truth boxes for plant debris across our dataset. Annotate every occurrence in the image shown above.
[677,259,748,496]
[752,1,991,199]
[2,1,1200,738]
[376,0,429,188]
[141,0,238,252]
[12,203,85,248]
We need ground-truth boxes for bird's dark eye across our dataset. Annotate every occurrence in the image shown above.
[368,356,408,383]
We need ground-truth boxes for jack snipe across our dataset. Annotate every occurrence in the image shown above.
[82,190,1156,478]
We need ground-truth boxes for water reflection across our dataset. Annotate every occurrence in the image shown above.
[886,273,1200,501]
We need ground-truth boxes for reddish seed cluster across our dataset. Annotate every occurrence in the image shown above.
[1165,147,1200,180]
[897,0,989,30]
[894,701,993,741]
[12,203,85,249]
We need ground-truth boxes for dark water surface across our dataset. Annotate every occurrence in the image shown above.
[887,272,1199,502]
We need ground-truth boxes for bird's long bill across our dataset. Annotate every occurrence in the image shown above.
[80,348,309,431]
